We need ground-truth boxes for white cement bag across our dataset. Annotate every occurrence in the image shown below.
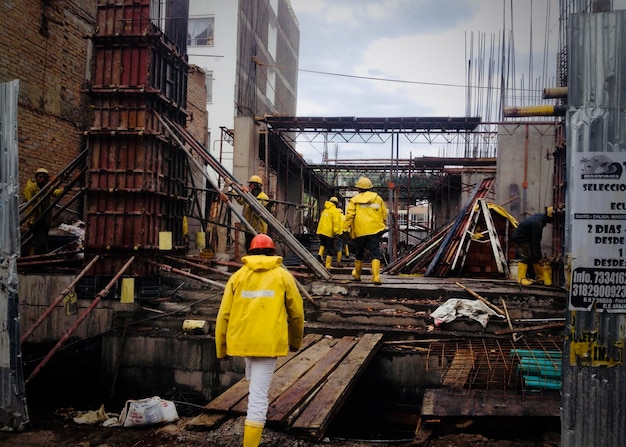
[118,396,179,427]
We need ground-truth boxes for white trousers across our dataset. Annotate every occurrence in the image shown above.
[245,357,277,424]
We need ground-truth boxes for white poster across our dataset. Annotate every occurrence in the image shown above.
[569,152,626,311]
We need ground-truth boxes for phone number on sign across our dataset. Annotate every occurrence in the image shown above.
[571,283,626,298]
[592,271,626,284]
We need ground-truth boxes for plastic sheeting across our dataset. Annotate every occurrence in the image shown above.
[0,79,29,430]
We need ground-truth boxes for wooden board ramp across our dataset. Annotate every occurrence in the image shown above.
[421,388,561,418]
[188,333,384,439]
[441,348,475,388]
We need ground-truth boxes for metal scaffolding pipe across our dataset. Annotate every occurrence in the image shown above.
[25,256,136,385]
[542,87,568,99]
[148,260,226,289]
[21,255,101,343]
[163,255,231,277]
[503,105,566,117]
[158,114,332,281]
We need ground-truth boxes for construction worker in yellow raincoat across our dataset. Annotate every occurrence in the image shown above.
[234,175,270,252]
[215,234,304,447]
[23,167,63,255]
[315,196,342,269]
[343,176,387,285]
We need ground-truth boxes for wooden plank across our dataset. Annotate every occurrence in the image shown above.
[421,388,560,417]
[441,348,475,388]
[290,333,384,438]
[186,412,228,431]
[231,335,340,414]
[267,336,357,423]
[202,333,322,413]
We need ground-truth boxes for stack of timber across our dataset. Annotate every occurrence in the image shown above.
[188,333,384,440]
[385,177,518,278]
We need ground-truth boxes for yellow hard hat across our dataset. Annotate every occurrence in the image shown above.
[329,196,339,203]
[248,175,263,185]
[356,176,373,190]
[36,168,49,175]
[546,206,554,218]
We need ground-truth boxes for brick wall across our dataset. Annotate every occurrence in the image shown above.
[0,1,95,195]
[186,65,209,145]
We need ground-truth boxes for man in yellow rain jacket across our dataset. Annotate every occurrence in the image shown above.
[234,175,270,252]
[23,167,62,255]
[315,196,342,269]
[343,176,387,285]
[215,234,304,447]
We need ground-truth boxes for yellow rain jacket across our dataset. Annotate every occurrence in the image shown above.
[23,179,62,226]
[316,201,342,238]
[344,191,387,238]
[215,255,304,359]
[236,190,270,234]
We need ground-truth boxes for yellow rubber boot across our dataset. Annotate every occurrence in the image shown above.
[352,260,362,281]
[542,263,553,286]
[533,263,552,286]
[517,262,533,286]
[325,255,333,269]
[317,246,325,263]
[372,259,382,285]
[336,252,342,265]
[344,244,350,256]
[532,264,545,285]
[244,420,264,447]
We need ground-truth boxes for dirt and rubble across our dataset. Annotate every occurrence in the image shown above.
[0,410,561,447]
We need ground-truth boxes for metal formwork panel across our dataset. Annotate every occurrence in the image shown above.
[85,190,164,250]
[90,92,188,133]
[96,0,152,37]
[95,0,189,52]
[86,135,188,252]
[88,135,162,191]
[91,42,188,109]
[92,44,150,88]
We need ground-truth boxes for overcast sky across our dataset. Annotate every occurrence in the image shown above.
[288,0,626,162]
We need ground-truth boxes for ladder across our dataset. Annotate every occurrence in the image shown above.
[451,198,509,276]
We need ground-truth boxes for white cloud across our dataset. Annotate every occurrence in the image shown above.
[290,0,626,160]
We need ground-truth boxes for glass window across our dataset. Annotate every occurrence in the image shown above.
[188,17,214,46]
[205,71,214,104]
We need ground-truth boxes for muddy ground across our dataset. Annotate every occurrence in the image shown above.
[0,409,561,447]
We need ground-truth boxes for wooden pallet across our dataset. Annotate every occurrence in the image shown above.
[188,333,384,440]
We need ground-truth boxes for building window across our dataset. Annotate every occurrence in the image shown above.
[188,17,214,46]
[206,71,213,104]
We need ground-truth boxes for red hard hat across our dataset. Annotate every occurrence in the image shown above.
[249,234,275,250]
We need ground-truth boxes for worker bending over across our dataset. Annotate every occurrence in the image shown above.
[513,206,554,285]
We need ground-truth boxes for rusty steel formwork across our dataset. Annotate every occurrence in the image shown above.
[86,0,190,276]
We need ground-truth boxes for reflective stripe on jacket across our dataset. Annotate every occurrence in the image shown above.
[215,255,304,359]
[344,191,387,238]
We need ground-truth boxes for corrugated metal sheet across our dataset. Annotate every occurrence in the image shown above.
[563,10,626,447]
[0,79,29,430]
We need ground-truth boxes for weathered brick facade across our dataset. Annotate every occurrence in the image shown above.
[0,1,95,194]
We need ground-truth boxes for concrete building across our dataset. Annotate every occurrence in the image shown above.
[187,0,299,178]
